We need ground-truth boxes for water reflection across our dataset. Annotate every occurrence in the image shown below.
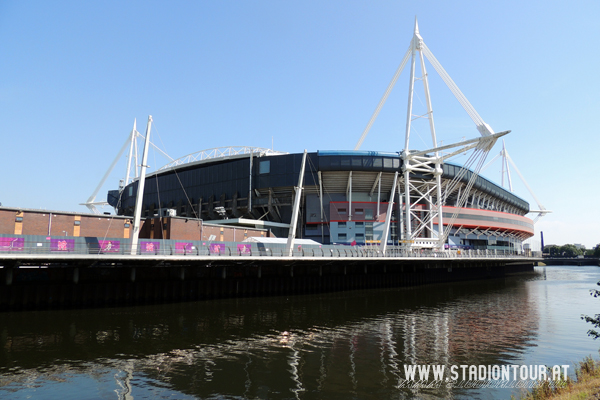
[2,268,591,399]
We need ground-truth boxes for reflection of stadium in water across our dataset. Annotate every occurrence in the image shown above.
[0,275,539,398]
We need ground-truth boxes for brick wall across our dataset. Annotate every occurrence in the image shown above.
[0,210,16,234]
[141,217,270,241]
[0,208,269,241]
[22,213,52,236]
[0,209,131,238]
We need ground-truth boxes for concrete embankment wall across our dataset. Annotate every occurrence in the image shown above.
[0,260,534,311]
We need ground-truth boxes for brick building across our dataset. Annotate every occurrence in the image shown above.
[0,207,270,241]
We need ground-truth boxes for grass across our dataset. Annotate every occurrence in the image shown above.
[515,356,600,400]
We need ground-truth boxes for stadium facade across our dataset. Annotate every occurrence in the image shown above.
[109,148,534,252]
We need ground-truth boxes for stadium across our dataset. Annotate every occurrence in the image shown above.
[105,21,539,254]
[108,146,534,252]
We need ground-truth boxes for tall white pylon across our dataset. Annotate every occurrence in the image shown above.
[355,17,504,250]
[81,119,174,214]
[401,17,445,250]
[354,18,496,152]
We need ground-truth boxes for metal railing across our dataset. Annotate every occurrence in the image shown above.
[0,240,535,259]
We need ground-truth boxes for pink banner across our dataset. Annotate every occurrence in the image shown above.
[210,243,225,254]
[141,241,160,253]
[176,242,194,254]
[51,238,74,251]
[0,237,24,251]
[237,244,251,255]
[98,240,120,253]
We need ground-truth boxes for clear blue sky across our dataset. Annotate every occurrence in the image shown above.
[1,1,599,248]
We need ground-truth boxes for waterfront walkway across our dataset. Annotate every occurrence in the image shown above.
[0,242,538,269]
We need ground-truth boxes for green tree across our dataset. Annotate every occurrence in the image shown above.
[544,245,560,256]
[582,281,600,339]
[559,244,584,257]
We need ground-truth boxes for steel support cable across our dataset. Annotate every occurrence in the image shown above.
[435,148,483,239]
[422,45,485,128]
[151,123,202,239]
[445,161,475,196]
[99,186,128,250]
[442,149,480,197]
[86,137,132,206]
[440,148,491,244]
[153,149,165,237]
[307,157,332,232]
[136,122,174,162]
[505,152,545,210]
[422,46,482,126]
[354,46,412,150]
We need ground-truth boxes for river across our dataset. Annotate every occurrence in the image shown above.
[1,265,599,399]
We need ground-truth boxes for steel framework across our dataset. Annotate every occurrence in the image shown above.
[482,140,551,223]
[357,18,506,251]
[158,147,288,171]
[82,119,173,214]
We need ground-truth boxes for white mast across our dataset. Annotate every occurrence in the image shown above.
[354,17,505,251]
[130,116,153,255]
[286,150,308,257]
[381,171,399,254]
[124,119,137,189]
[402,17,446,250]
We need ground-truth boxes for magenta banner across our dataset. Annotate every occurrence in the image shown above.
[237,244,251,255]
[175,242,194,254]
[210,243,225,254]
[0,237,24,251]
[51,238,74,251]
[99,240,120,253]
[141,241,160,253]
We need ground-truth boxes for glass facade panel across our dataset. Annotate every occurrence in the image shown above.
[259,161,270,174]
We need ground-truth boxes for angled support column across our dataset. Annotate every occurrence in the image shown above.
[381,171,399,254]
[286,150,308,257]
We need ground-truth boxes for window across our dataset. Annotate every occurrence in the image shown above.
[306,225,317,231]
[355,222,364,227]
[74,220,81,226]
[365,222,373,241]
[338,233,347,241]
[338,222,346,228]
[338,208,347,214]
[356,233,364,241]
[355,208,364,215]
[259,160,270,174]
[365,209,374,220]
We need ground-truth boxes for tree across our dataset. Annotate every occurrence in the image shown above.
[582,281,600,339]
[559,244,584,257]
[544,245,560,256]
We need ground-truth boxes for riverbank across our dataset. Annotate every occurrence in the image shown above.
[519,356,600,400]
